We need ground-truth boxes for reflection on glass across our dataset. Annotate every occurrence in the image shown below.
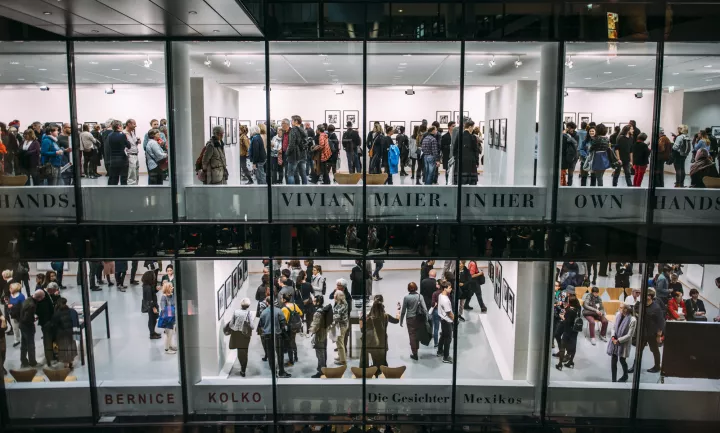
[3,261,92,420]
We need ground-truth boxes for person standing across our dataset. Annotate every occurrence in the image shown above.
[6,283,24,348]
[80,124,99,179]
[310,124,331,184]
[309,295,331,378]
[436,281,454,364]
[238,125,253,183]
[421,126,440,185]
[281,293,303,366]
[226,298,254,377]
[396,126,410,176]
[420,269,438,313]
[632,133,650,187]
[655,128,673,188]
[440,121,454,184]
[399,282,427,361]
[361,294,400,376]
[332,290,349,366]
[466,260,487,313]
[51,297,79,369]
[287,115,309,185]
[607,304,636,382]
[629,290,664,374]
[672,125,691,187]
[158,282,177,354]
[18,290,39,367]
[270,128,283,184]
[201,126,228,185]
[249,125,267,184]
[40,125,64,185]
[342,121,361,174]
[461,120,480,185]
[107,120,130,185]
[18,129,41,185]
[142,271,161,340]
[57,123,73,184]
[114,260,128,292]
[34,288,55,366]
[613,125,634,187]
[258,298,291,377]
[145,129,167,185]
[555,296,580,370]
[123,119,141,185]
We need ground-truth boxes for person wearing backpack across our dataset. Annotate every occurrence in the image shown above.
[632,132,651,187]
[555,295,581,371]
[309,295,333,378]
[287,115,309,185]
[200,125,228,185]
[672,125,691,187]
[342,121,361,174]
[224,298,255,377]
[396,126,410,176]
[560,122,578,186]
[282,293,303,367]
[387,130,400,185]
[612,125,634,187]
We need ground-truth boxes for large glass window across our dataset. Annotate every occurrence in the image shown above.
[3,261,92,421]
[74,41,172,222]
[0,42,74,223]
[558,42,658,223]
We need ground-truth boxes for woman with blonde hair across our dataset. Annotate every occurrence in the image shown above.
[158,281,177,354]
[225,297,254,377]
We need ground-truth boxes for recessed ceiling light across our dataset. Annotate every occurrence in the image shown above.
[10,61,19,65]
[403,54,412,57]
[704,64,713,68]
[189,10,197,15]
[535,70,540,73]
[17,78,24,81]
[245,61,253,65]
[399,63,407,66]
[129,73,137,76]
[466,70,473,73]
[91,30,99,33]
[326,69,334,71]
[522,76,528,79]
[626,82,632,85]
[476,63,484,66]
[38,68,46,71]
[706,79,713,82]
[89,61,98,65]
[628,64,636,67]
[672,72,680,75]
[398,9,403,13]
[43,11,52,15]
[604,71,612,74]
[646,78,652,81]
[112,68,120,71]
[584,77,592,80]
[213,29,220,33]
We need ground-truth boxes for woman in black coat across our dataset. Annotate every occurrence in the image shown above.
[106,121,130,185]
[360,295,400,377]
[460,124,479,185]
[556,296,580,370]
[18,129,41,185]
[689,148,719,188]
[51,297,78,369]
[142,271,161,339]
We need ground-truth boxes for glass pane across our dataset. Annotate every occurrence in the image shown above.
[0,42,74,223]
[367,41,459,221]
[181,259,273,421]
[269,41,364,222]
[172,41,268,222]
[637,263,720,422]
[557,42,658,223]
[655,42,720,224]
[4,261,92,422]
[462,41,557,222]
[87,260,182,419]
[73,41,172,222]
[546,260,642,419]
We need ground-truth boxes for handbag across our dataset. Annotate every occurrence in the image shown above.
[38,162,54,179]
[157,305,176,329]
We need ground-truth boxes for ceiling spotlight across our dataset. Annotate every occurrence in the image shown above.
[335,85,344,95]
[672,72,680,75]
[565,56,573,69]
[405,86,415,96]
[634,90,644,99]
[476,63,484,66]
[213,29,220,33]
[398,9,403,13]
[628,64,636,67]
[704,64,713,68]
[17,78,24,81]
[514,57,523,68]
[563,88,569,97]
[105,85,115,95]
[223,55,231,67]
[488,56,496,67]
[204,56,212,67]
[39,85,49,91]
[189,10,197,15]
[143,55,152,68]
[38,68,47,71]
[668,86,675,93]
[10,61,19,65]
[43,11,52,15]
[89,61,98,65]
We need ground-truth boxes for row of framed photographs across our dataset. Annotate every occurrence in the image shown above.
[487,118,507,149]
[487,261,515,324]
[216,260,249,321]
[209,117,253,144]
[563,112,593,127]
[436,111,470,129]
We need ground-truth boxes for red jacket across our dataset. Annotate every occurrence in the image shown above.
[667,298,685,320]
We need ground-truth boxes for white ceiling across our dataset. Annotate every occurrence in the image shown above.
[1,41,720,93]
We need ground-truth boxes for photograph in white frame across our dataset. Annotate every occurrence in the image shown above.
[344,110,359,129]
[325,110,340,128]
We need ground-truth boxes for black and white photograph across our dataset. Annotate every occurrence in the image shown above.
[488,120,495,146]
[712,126,720,138]
[499,118,507,149]
[391,121,405,132]
[225,118,232,141]
[494,261,502,308]
[579,112,592,125]
[217,284,225,320]
[506,283,515,324]
[410,120,423,132]
[218,117,225,131]
[209,116,217,134]
[239,120,251,128]
[224,275,232,309]
[563,112,576,125]
[602,122,615,134]
[502,278,509,312]
[232,268,239,298]
[343,110,359,128]
[453,111,470,124]
[488,261,495,283]
[436,111,451,128]
[231,118,237,144]
[326,110,341,128]
[479,120,485,135]
[306,120,315,130]
[369,120,386,133]
[494,121,501,148]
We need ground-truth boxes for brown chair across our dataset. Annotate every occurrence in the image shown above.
[43,368,72,382]
[703,176,720,188]
[574,287,590,300]
[0,174,28,186]
[321,365,347,378]
[334,173,362,185]
[9,369,37,383]
[351,366,377,378]
[604,300,623,323]
[366,173,388,185]
[605,288,624,301]
[380,366,406,379]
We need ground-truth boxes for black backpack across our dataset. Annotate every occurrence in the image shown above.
[285,304,303,333]
[329,133,339,154]
[342,130,355,151]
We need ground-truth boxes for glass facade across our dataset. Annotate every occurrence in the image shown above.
[1,1,720,430]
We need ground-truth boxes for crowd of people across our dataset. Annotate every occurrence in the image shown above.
[0,118,168,186]
[198,116,484,186]
[561,120,720,188]
[552,261,719,383]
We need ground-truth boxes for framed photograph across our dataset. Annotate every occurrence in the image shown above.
[453,111,470,124]
[563,112,576,125]
[711,126,720,138]
[602,122,615,135]
[494,261,503,309]
[410,121,423,134]
[369,121,386,134]
[239,120,251,128]
[217,285,225,320]
[305,120,315,130]
[232,268,239,298]
[344,110,359,129]
[256,120,265,126]
[436,111,451,129]
[225,118,232,141]
[488,120,495,147]
[218,117,225,131]
[479,121,485,136]
[224,275,233,309]
[237,260,247,287]
[499,118,507,149]
[493,120,500,147]
[578,112,592,125]
[619,122,628,131]
[502,279,510,312]
[488,261,495,283]
[390,121,406,133]
[209,116,217,134]
[506,284,515,324]
[325,110,341,129]
[231,118,238,144]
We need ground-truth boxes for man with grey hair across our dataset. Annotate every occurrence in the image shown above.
[330,278,352,353]
[201,125,228,185]
[124,119,141,185]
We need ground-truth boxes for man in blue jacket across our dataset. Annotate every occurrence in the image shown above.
[40,125,64,185]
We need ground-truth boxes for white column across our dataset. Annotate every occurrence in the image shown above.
[537,43,561,215]
[513,262,550,382]
[170,42,192,218]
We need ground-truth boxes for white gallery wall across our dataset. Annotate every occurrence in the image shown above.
[563,89,655,132]
[683,89,720,133]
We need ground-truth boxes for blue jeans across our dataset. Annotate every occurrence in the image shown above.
[432,308,440,347]
[287,160,308,185]
[424,155,437,185]
[255,161,266,185]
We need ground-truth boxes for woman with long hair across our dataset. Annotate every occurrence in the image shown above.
[606,304,636,382]
[689,147,719,188]
[556,296,581,370]
[586,124,614,186]
[18,129,41,185]
[400,281,428,360]
[226,297,255,377]
[361,294,400,377]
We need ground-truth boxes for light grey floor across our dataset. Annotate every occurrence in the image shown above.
[3,273,180,383]
[222,266,501,380]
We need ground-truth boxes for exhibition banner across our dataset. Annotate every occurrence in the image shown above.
[82,185,173,222]
[192,380,273,414]
[557,186,647,222]
[653,188,720,224]
[99,383,183,416]
[0,186,76,221]
[5,382,92,419]
[458,185,548,221]
[546,382,632,418]
[186,185,270,220]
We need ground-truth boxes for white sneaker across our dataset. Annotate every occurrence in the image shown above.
[165,348,177,354]
[591,337,597,345]
[599,335,607,342]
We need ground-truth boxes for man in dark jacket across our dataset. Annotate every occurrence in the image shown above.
[287,115,309,185]
[350,260,365,299]
[420,270,439,312]
[440,122,454,184]
[19,292,39,367]
[630,290,665,374]
[342,122,361,173]
[561,122,578,186]
[34,288,56,366]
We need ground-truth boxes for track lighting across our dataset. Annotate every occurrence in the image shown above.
[223,55,231,67]
[488,56,495,68]
[39,85,50,91]
[105,85,115,95]
[563,88,569,97]
[204,56,212,67]
[565,56,573,69]
[143,55,152,68]
[335,85,344,95]
[514,57,522,68]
